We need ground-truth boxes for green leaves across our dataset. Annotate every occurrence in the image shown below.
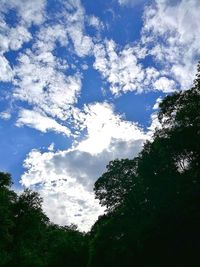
[0,173,88,267]
[94,159,138,211]
[89,64,200,266]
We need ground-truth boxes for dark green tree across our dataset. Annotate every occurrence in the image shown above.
[0,172,17,267]
[94,159,138,211]
[46,224,88,267]
[10,189,49,267]
[89,64,200,267]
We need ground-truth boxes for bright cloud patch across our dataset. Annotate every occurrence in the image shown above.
[14,50,82,120]
[94,40,145,95]
[74,102,147,154]
[16,109,71,136]
[153,77,176,93]
[21,103,147,231]
[0,55,13,82]
[93,40,177,95]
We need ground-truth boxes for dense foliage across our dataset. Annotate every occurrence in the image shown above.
[0,173,88,267]
[0,64,200,266]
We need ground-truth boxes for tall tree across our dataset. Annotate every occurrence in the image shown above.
[89,64,200,266]
[0,172,17,267]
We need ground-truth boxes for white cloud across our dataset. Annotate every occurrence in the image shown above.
[152,97,162,110]
[34,24,69,53]
[73,102,147,154]
[0,110,11,120]
[0,55,13,82]
[93,0,200,95]
[0,0,46,26]
[142,0,200,89]
[153,77,176,93]
[63,0,94,57]
[93,40,177,95]
[14,49,82,120]
[147,112,162,136]
[16,109,71,136]
[87,15,104,30]
[48,143,55,152]
[0,22,31,82]
[20,138,144,231]
[93,40,145,95]
[21,132,145,232]
[118,0,146,7]
[20,103,148,231]
[0,22,31,53]
[0,0,96,134]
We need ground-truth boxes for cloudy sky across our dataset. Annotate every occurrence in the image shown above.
[0,0,199,231]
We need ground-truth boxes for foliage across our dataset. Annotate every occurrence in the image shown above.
[89,63,200,266]
[0,175,88,267]
[94,159,138,211]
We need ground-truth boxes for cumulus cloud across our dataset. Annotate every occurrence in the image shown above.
[73,102,147,154]
[0,0,46,26]
[20,148,104,231]
[147,112,162,136]
[0,0,97,134]
[142,0,200,89]
[153,77,176,93]
[0,18,31,83]
[93,40,177,95]
[21,137,144,231]
[13,49,82,121]
[20,103,148,231]
[0,3,34,83]
[152,96,162,110]
[93,0,200,95]
[93,40,145,95]
[0,23,31,53]
[63,0,94,57]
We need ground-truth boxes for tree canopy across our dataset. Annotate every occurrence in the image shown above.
[89,63,200,266]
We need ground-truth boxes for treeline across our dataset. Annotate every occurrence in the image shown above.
[0,181,88,267]
[1,64,200,267]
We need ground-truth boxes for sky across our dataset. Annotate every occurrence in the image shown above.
[0,0,199,231]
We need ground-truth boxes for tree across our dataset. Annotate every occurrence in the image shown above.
[90,64,200,266]
[94,159,138,212]
[46,224,88,267]
[11,189,49,267]
[0,172,17,267]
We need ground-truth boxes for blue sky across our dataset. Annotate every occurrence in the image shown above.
[0,0,199,231]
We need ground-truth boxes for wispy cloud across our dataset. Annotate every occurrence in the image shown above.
[0,55,13,82]
[118,0,146,7]
[16,109,71,136]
